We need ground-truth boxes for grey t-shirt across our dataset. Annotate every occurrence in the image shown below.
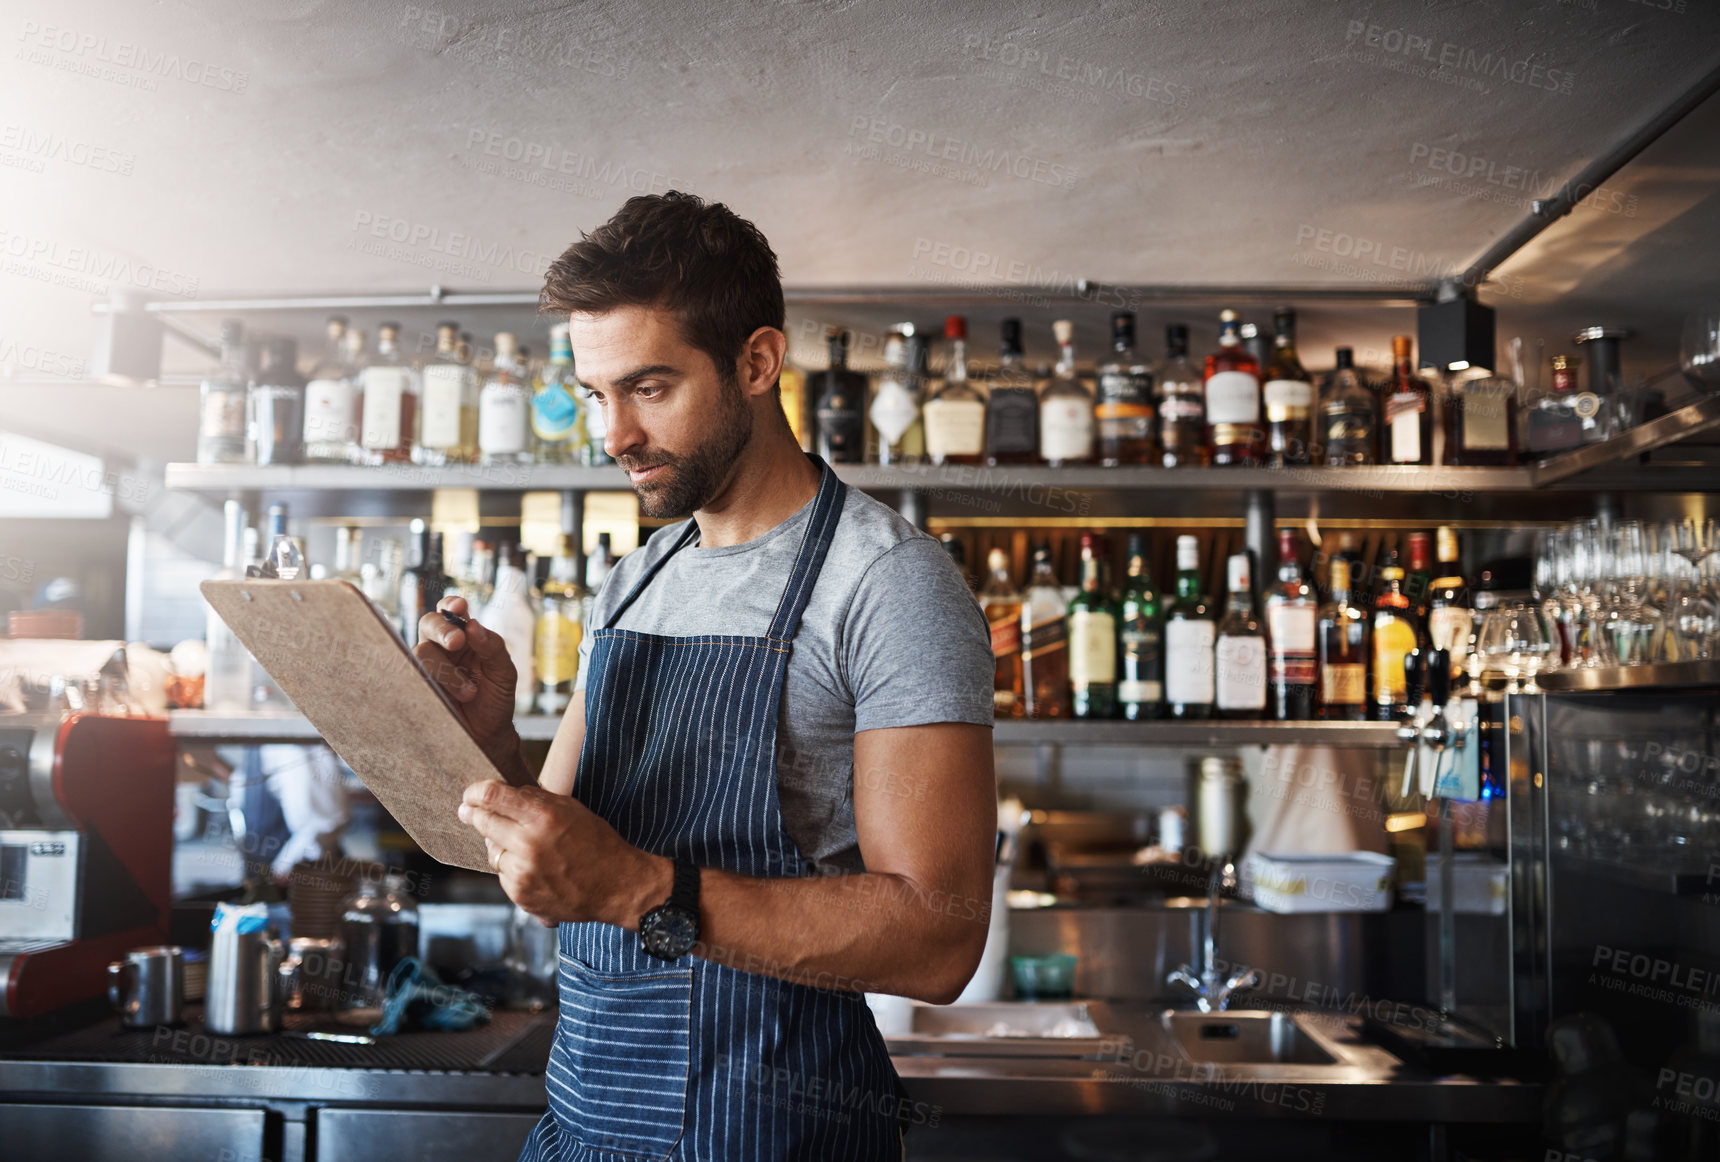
[572,486,994,874]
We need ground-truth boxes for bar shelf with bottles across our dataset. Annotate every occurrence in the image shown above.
[164,308,1720,499]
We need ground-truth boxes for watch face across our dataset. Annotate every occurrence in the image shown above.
[642,906,698,960]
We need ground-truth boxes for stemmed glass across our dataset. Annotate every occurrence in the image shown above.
[1606,522,1659,666]
[1666,519,1717,660]
[1477,601,1553,693]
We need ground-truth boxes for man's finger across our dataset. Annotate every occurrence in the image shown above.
[463,804,534,852]
[463,780,546,824]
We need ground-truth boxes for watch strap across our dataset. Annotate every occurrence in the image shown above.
[668,858,700,915]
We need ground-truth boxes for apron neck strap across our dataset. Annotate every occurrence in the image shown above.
[602,453,847,638]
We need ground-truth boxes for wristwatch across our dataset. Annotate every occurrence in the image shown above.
[639,858,700,961]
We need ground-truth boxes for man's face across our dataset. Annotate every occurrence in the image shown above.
[569,304,753,519]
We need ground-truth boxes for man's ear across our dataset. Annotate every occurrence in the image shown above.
[738,325,787,400]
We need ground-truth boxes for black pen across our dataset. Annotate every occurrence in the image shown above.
[441,609,468,629]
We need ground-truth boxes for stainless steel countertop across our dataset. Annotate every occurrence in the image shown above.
[0,1004,1542,1123]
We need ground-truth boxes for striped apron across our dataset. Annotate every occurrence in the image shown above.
[518,455,908,1161]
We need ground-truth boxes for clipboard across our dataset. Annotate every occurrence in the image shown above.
[200,578,502,873]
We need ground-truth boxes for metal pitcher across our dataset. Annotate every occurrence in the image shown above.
[205,924,283,1034]
[107,945,185,1028]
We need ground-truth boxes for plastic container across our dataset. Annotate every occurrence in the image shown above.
[1246,851,1396,913]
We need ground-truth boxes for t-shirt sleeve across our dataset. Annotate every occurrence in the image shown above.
[842,537,996,733]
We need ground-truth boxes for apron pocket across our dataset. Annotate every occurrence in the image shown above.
[553,953,693,1161]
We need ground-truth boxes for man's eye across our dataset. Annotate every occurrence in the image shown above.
[634,384,662,399]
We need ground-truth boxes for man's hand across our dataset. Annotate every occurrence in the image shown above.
[415,595,527,779]
[458,781,669,928]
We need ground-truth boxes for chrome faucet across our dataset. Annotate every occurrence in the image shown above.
[1167,858,1260,1013]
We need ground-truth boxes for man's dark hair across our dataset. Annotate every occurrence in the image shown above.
[539,191,784,390]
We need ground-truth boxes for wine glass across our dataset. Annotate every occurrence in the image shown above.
[1667,519,1718,660]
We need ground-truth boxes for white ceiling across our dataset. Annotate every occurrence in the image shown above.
[1,0,1718,466]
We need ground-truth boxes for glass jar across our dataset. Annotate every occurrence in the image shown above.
[335,873,420,1023]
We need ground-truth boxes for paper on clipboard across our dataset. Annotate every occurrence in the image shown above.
[200,578,502,873]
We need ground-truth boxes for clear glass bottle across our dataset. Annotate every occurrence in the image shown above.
[979,548,1025,718]
[1163,535,1215,719]
[1068,533,1118,719]
[360,322,418,465]
[1039,319,1095,466]
[1203,309,1264,466]
[1319,347,1377,465]
[197,320,250,464]
[1523,354,1599,456]
[1096,311,1157,465]
[1381,335,1433,465]
[1117,533,1162,720]
[335,873,420,1024]
[1156,324,1208,468]
[478,332,533,465]
[924,315,986,466]
[1215,552,1267,718]
[532,322,583,464]
[1262,307,1314,468]
[249,337,305,466]
[204,499,254,713]
[332,526,364,586]
[1266,528,1317,720]
[1443,374,1519,466]
[984,318,1039,465]
[813,328,868,464]
[303,316,360,464]
[417,321,479,466]
[535,534,587,716]
[1020,543,1070,718]
[870,324,923,466]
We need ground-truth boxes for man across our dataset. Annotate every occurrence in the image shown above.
[414,191,997,1161]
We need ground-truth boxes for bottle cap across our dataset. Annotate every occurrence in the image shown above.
[1437,526,1460,565]
[944,315,967,340]
[1176,535,1200,572]
[1052,319,1074,346]
[1227,553,1250,593]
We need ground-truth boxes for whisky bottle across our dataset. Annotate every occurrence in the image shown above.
[985,318,1039,464]
[1443,375,1519,466]
[1096,311,1157,465]
[1156,324,1208,467]
[1316,557,1369,721]
[1203,309,1263,466]
[1020,543,1070,718]
[1262,308,1314,468]
[1370,551,1421,720]
[1266,528,1317,720]
[924,315,986,465]
[979,548,1025,718]
[813,328,869,464]
[1163,535,1215,719]
[1038,320,1095,466]
[1426,527,1472,682]
[1117,533,1163,720]
[1068,533,1118,719]
[1380,335,1433,465]
[359,322,418,465]
[1319,347,1376,466]
[1215,552,1267,719]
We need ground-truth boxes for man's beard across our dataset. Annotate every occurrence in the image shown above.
[618,378,754,519]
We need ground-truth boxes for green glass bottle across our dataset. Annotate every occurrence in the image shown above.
[1164,535,1215,719]
[1068,532,1118,719]
[1117,533,1163,720]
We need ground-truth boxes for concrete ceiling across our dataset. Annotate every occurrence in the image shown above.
[2,0,1718,467]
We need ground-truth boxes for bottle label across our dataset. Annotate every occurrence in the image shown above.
[1097,370,1153,409]
[1429,606,1472,667]
[1164,619,1215,706]
[923,397,986,458]
[1386,391,1424,463]
[1262,378,1313,419]
[986,389,1039,455]
[1324,407,1374,458]
[1204,371,1259,424]
[1159,395,1205,422]
[1120,623,1162,704]
[1215,635,1267,710]
[817,391,863,450]
[1069,609,1116,686]
[1118,679,1162,702]
[532,384,580,441]
[1020,614,1067,659]
[870,379,920,445]
[201,391,246,440]
[303,378,356,446]
[360,368,410,450]
[1459,387,1511,451]
[1040,397,1094,460]
[1266,605,1317,684]
[479,389,531,454]
[421,366,470,448]
[989,611,1022,658]
[1321,663,1365,705]
[1373,618,1418,702]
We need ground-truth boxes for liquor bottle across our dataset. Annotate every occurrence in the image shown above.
[1156,324,1208,468]
[360,323,418,465]
[777,361,808,448]
[1068,533,1118,719]
[205,499,254,713]
[1261,308,1314,468]
[1239,320,1270,372]
[1319,347,1376,466]
[398,520,451,649]
[871,325,923,465]
[1316,557,1368,721]
[363,537,403,633]
[250,337,305,466]
[1380,335,1433,465]
[535,534,587,716]
[303,316,359,464]
[1265,528,1317,720]
[1019,543,1070,718]
[1163,535,1215,719]
[331,526,364,586]
[1443,374,1519,466]
[585,532,615,592]
[483,544,539,716]
[581,384,613,466]
[939,534,976,591]
[1203,309,1264,466]
[1523,354,1600,456]
[1095,311,1157,465]
[1214,552,1267,718]
[198,320,250,465]
[979,548,1025,718]
[1117,533,1163,721]
[342,327,368,436]
[1370,551,1420,720]
[1405,531,1434,619]
[254,505,296,710]
[1039,320,1095,466]
[924,315,986,466]
[985,318,1039,465]
[416,322,479,466]
[1426,526,1472,682]
[479,332,533,465]
[813,328,868,464]
[532,322,583,464]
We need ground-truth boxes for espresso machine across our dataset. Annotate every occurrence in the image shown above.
[0,713,176,1018]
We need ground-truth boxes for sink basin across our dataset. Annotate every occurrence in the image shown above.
[886,1001,1129,1059]
[1160,1010,1338,1066]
